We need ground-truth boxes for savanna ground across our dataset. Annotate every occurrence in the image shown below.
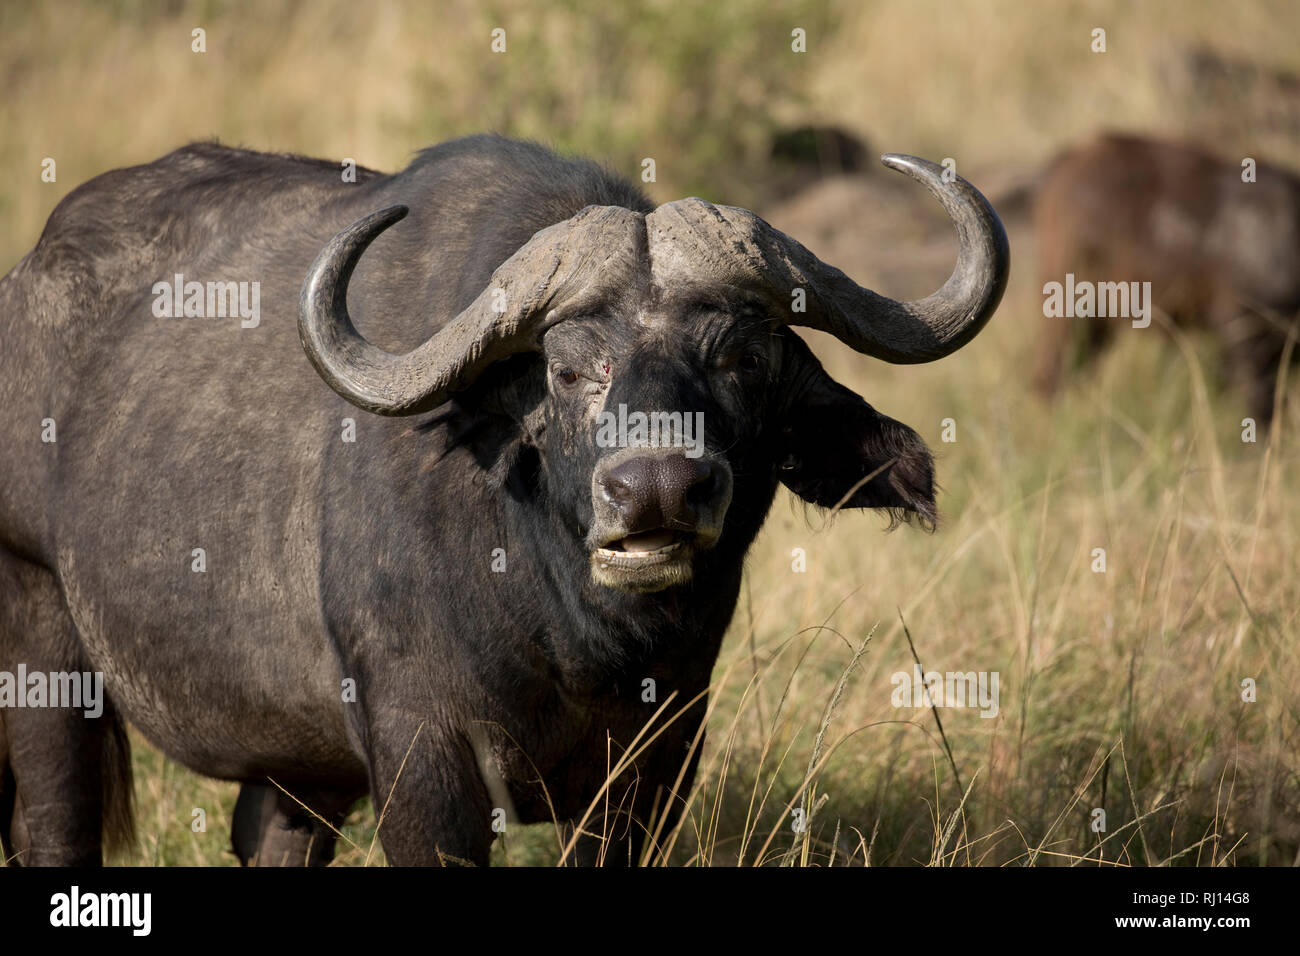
[1,0,1296,865]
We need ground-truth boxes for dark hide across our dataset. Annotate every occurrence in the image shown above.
[0,135,937,865]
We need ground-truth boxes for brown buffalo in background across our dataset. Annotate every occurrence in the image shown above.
[1033,133,1300,422]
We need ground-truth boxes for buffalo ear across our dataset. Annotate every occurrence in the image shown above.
[777,367,936,527]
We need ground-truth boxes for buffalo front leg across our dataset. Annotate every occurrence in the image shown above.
[1213,296,1293,425]
[361,711,495,866]
[568,711,707,867]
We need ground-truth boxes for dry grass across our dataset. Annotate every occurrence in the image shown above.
[0,0,1295,865]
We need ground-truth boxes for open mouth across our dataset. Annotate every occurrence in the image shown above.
[594,529,687,568]
[589,527,716,592]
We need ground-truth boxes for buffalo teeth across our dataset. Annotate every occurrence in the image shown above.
[595,541,683,566]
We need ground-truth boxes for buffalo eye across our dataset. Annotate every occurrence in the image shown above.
[738,352,762,373]
[556,368,579,386]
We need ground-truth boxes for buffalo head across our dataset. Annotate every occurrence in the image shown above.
[298,155,1009,593]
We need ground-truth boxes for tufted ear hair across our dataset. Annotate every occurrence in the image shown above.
[776,333,936,527]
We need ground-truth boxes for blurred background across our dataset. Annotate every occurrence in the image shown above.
[2,0,1296,865]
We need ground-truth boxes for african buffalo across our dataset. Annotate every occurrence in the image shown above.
[0,135,1007,866]
[1033,133,1300,421]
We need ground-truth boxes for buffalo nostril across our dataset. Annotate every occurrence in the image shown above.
[685,462,716,504]
[602,475,634,507]
[653,456,717,529]
[601,459,652,513]
[603,476,629,504]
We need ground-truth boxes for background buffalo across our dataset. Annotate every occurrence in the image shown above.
[1033,133,1300,422]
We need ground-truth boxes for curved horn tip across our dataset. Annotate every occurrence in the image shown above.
[879,153,942,179]
[369,204,410,227]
